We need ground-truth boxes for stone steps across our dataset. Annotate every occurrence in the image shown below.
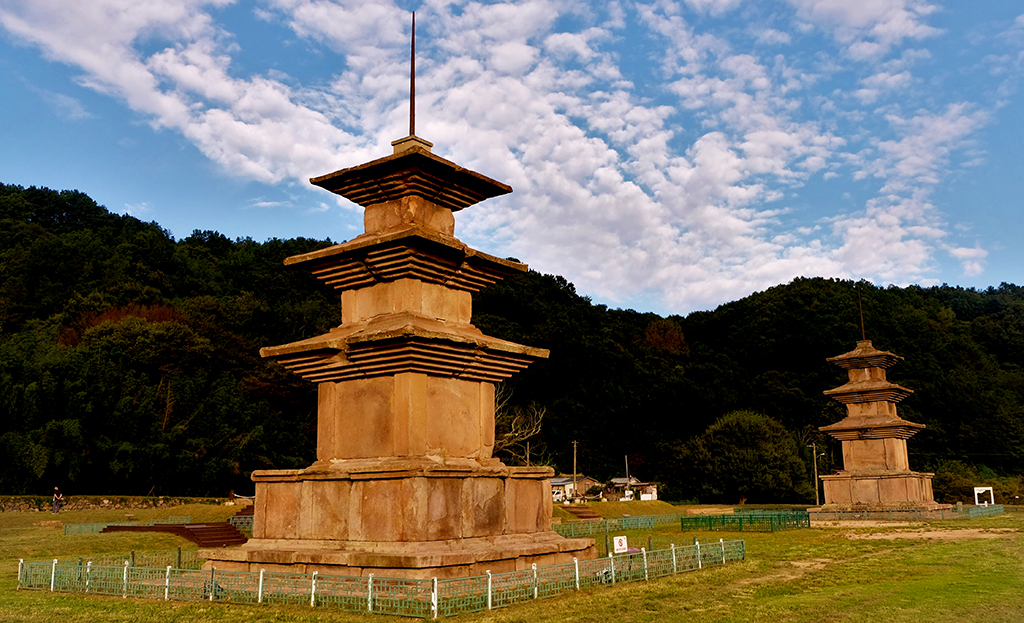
[101,523,248,547]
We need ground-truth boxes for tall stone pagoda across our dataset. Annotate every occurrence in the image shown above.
[815,340,948,513]
[200,131,596,578]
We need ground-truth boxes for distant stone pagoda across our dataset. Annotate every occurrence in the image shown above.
[813,340,949,514]
[199,133,596,578]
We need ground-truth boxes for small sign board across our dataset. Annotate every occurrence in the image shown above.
[613,535,629,554]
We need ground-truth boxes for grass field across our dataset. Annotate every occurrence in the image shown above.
[3,505,1023,622]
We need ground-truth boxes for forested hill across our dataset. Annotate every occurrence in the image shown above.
[2,183,1023,503]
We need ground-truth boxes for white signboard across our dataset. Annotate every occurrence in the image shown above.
[613,535,629,554]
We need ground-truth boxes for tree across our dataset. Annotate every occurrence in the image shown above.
[492,384,546,466]
[676,410,812,504]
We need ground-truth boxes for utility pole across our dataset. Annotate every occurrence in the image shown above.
[572,440,578,504]
[624,454,631,501]
[808,442,822,506]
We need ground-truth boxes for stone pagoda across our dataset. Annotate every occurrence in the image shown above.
[814,340,948,513]
[200,133,595,578]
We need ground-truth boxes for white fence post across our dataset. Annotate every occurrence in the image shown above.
[50,559,57,592]
[85,561,91,593]
[17,559,24,590]
[164,565,171,600]
[367,573,374,612]
[573,558,580,590]
[123,560,129,598]
[431,577,438,620]
[532,563,538,599]
[671,544,677,574]
[642,548,648,581]
[720,538,726,564]
[258,569,264,604]
[486,570,492,610]
[696,541,702,569]
[310,571,318,607]
[608,553,616,584]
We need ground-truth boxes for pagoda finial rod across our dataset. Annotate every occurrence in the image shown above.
[405,10,409,137]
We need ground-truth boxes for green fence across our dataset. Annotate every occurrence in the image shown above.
[18,539,745,619]
[64,516,191,535]
[43,548,205,570]
[966,504,1004,519]
[680,512,810,532]
[552,513,680,538]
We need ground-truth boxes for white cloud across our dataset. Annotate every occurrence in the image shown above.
[786,0,941,60]
[0,0,1001,312]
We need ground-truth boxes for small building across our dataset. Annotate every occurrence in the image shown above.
[551,474,602,502]
[608,477,658,501]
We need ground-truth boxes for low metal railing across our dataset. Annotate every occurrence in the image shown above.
[680,512,810,532]
[553,513,681,538]
[17,539,745,619]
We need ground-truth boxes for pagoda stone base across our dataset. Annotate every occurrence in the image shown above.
[812,470,952,516]
[200,456,596,579]
[201,532,595,579]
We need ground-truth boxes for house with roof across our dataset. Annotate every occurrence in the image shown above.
[608,476,658,501]
[550,474,602,502]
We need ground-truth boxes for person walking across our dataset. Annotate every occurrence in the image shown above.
[52,487,63,513]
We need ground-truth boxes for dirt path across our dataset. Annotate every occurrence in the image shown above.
[846,527,1018,541]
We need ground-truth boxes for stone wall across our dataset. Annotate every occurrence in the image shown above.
[0,495,226,513]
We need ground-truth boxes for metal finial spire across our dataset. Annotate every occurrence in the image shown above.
[405,10,409,137]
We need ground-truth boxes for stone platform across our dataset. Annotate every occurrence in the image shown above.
[811,469,951,518]
[200,456,595,578]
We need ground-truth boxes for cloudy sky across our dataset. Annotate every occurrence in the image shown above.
[1,1,1022,315]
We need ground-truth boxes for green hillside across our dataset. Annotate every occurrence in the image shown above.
[2,183,1023,504]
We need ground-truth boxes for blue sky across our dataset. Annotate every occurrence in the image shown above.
[1,0,1022,315]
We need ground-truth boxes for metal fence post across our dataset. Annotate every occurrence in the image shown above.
[720,539,726,564]
[671,544,677,574]
[486,570,492,609]
[695,541,702,569]
[123,560,129,598]
[573,558,579,590]
[208,567,215,601]
[176,547,181,569]
[258,569,264,604]
[608,553,616,584]
[86,561,91,593]
[18,559,24,590]
[310,571,318,607]
[164,565,171,600]
[642,548,648,581]
[131,550,135,567]
[431,577,438,620]
[367,573,374,612]
[50,559,57,592]
[532,563,538,599]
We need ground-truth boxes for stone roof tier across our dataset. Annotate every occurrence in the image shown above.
[261,312,549,383]
[827,339,904,369]
[310,141,511,213]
